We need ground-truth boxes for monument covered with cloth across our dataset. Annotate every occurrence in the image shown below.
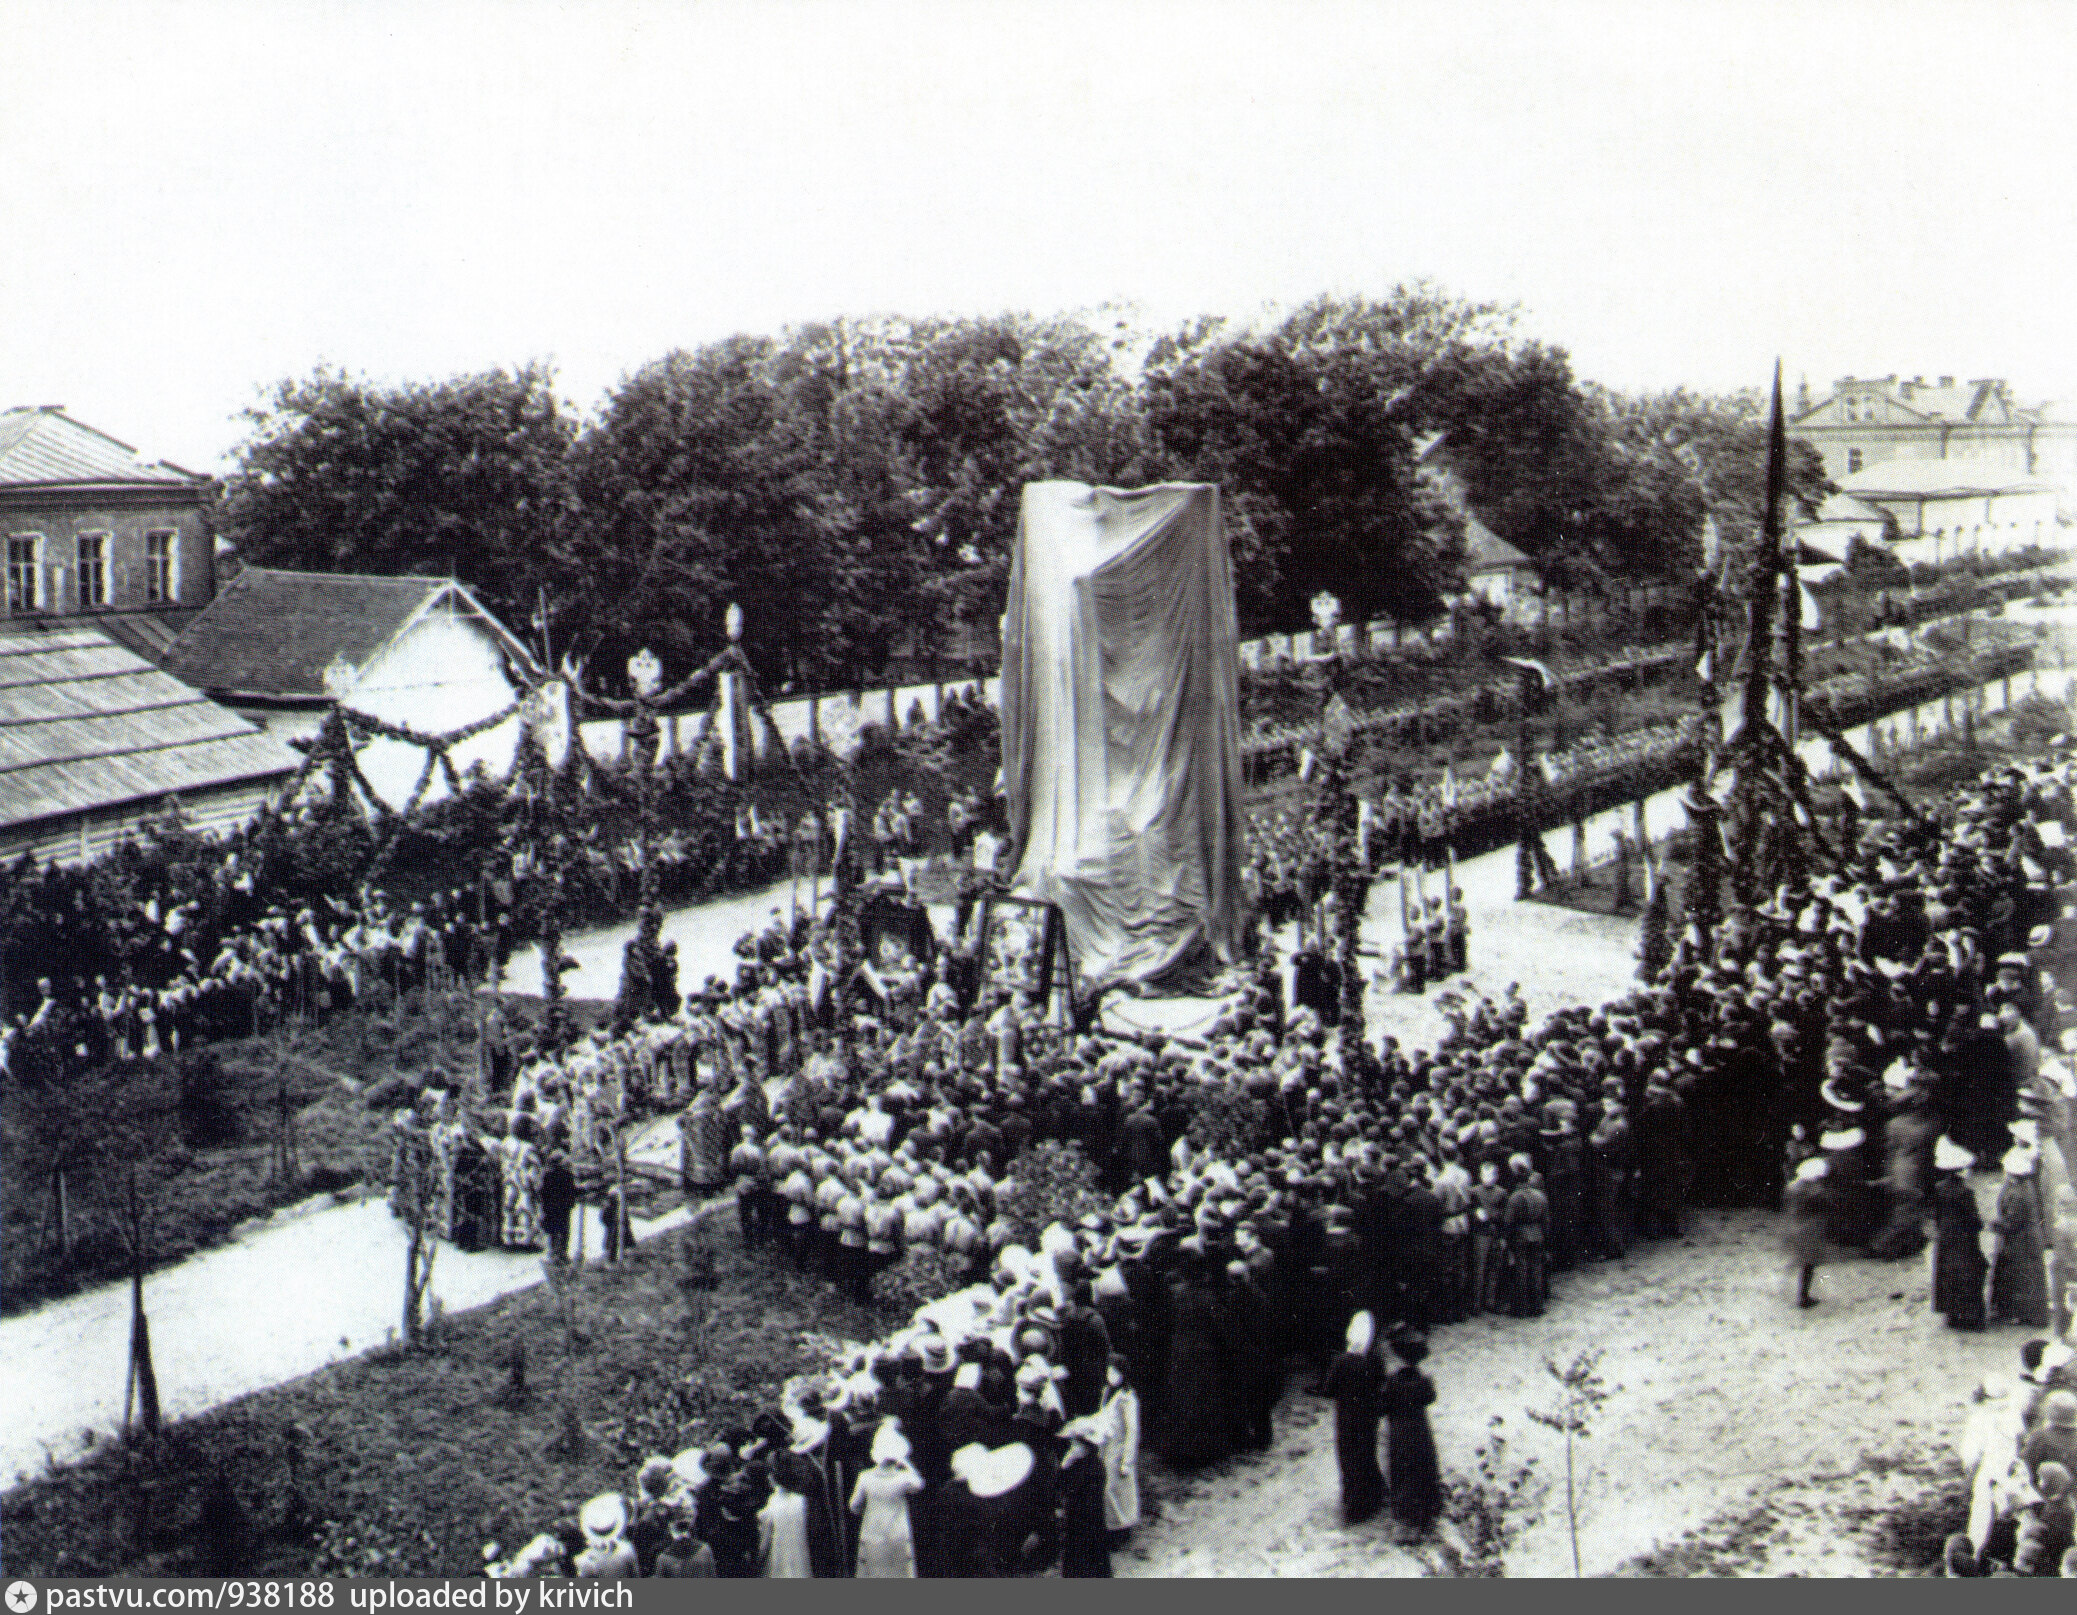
[999,481,1246,994]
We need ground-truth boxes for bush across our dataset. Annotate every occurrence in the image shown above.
[998,1140,1106,1236]
[177,1052,243,1148]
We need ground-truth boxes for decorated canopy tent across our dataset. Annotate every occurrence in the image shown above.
[1001,481,1245,991]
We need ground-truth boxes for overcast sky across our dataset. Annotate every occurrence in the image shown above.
[3,0,2072,472]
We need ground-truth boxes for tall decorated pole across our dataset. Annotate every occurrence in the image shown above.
[1725,362,1788,916]
[1506,658,1560,898]
[1315,691,1370,1049]
[1717,362,1833,922]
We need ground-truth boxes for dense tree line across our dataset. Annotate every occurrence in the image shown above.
[216,285,1829,696]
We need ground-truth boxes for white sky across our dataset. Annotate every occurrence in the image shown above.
[3,0,2074,473]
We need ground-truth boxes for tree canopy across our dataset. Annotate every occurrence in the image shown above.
[217,364,576,639]
[214,292,1827,688]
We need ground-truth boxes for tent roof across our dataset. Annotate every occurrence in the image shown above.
[0,621,300,831]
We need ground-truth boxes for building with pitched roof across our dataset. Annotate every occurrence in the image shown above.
[1415,432,1542,622]
[0,620,300,866]
[1836,459,2060,564]
[164,568,556,809]
[0,406,216,661]
[1791,374,2077,508]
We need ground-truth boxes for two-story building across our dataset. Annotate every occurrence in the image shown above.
[1790,374,2077,508]
[0,405,217,661]
[0,407,299,864]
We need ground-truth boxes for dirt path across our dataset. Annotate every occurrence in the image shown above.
[1120,1202,2012,1577]
[0,1192,710,1492]
[497,877,802,1004]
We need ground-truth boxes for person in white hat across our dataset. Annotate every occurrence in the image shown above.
[1782,1156,1833,1309]
[1933,1137,1989,1330]
[573,1493,637,1580]
[941,1442,1036,1578]
[849,1419,922,1578]
[1320,1310,1385,1523]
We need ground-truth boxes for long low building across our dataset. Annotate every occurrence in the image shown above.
[0,619,302,866]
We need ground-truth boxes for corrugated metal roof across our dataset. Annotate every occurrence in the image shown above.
[81,610,192,663]
[0,407,196,487]
[0,621,300,831]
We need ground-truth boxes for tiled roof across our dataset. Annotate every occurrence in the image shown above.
[163,567,530,700]
[0,407,198,488]
[0,621,300,831]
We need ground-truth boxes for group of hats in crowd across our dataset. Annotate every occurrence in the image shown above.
[1951,1337,2077,1574]
[478,736,2077,1576]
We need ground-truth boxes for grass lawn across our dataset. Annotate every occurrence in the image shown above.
[1,988,616,1316]
[0,1209,934,1576]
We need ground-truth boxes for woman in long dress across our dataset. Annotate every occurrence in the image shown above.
[849,1421,922,1578]
[451,1122,496,1253]
[1057,1414,1113,1577]
[1158,1251,1231,1468]
[1096,1357,1141,1538]
[499,1114,545,1250]
[1384,1329,1444,1534]
[760,1451,836,1577]
[1320,1310,1385,1524]
[1989,1144,2052,1328]
[1931,1137,1988,1330]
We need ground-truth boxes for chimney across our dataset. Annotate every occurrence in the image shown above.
[1939,375,1954,388]
[1900,380,1914,400]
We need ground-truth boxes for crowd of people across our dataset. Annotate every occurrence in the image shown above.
[0,868,486,1082]
[1951,1337,2077,1575]
[450,728,2077,1578]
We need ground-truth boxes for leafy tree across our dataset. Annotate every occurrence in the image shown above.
[566,312,1152,692]
[218,364,577,634]
[1415,340,1609,586]
[775,311,1154,672]
[1589,385,1833,581]
[1142,304,1465,633]
[559,336,835,689]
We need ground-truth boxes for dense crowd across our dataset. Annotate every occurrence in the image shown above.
[0,867,487,1082]
[451,729,2077,1578]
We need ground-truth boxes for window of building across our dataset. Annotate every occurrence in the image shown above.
[76,533,108,608]
[1847,449,1864,473]
[6,536,40,613]
[145,530,176,604]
